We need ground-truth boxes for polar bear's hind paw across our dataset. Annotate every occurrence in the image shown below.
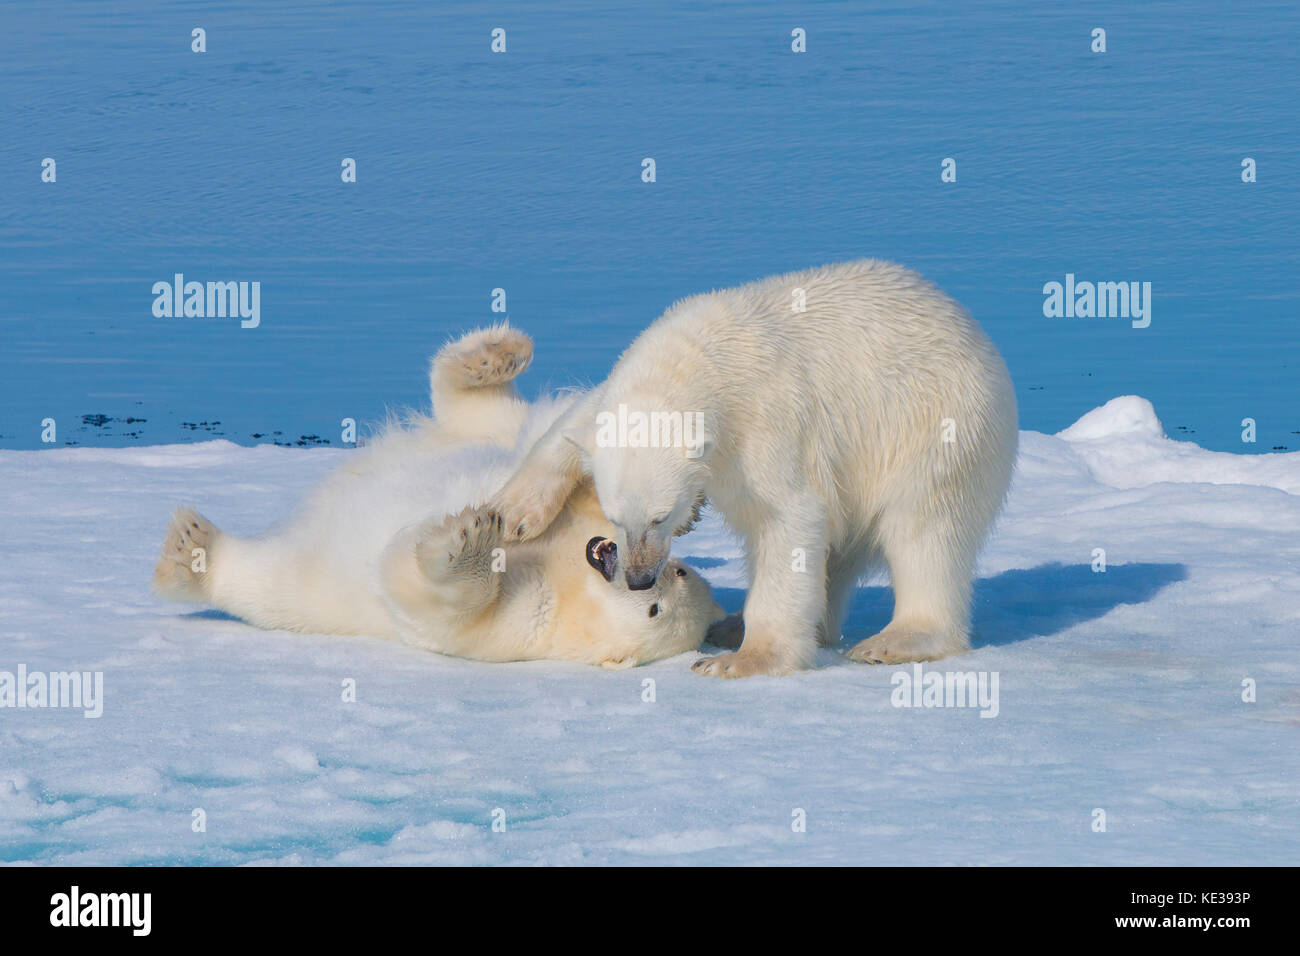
[152,507,218,602]
[442,327,534,390]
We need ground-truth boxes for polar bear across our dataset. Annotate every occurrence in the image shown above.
[151,325,724,668]
[491,260,1018,677]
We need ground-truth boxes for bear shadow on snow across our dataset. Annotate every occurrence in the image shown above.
[186,561,1187,661]
[694,560,1189,655]
[183,609,242,623]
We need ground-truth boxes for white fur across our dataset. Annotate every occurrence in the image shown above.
[492,260,1018,676]
[152,325,724,668]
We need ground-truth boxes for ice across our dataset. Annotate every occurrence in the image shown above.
[1,397,1296,865]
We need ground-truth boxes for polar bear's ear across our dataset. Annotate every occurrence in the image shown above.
[673,492,708,537]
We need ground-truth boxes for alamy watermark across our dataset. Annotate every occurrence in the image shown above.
[1042,273,1151,328]
[595,404,708,458]
[152,273,260,328]
[890,663,999,718]
[50,886,150,936]
[0,665,103,718]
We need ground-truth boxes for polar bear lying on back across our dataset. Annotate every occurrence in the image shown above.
[492,260,1018,677]
[152,326,724,668]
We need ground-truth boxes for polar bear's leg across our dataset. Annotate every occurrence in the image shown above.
[428,325,533,445]
[692,494,826,677]
[491,390,596,540]
[153,508,317,631]
[847,516,972,664]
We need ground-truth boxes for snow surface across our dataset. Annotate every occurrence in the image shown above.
[1,395,1297,865]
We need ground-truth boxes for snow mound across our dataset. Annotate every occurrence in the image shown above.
[1057,395,1166,442]
[1055,396,1299,495]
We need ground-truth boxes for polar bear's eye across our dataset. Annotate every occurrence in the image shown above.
[648,603,660,618]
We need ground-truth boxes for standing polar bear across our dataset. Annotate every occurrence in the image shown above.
[492,260,1018,677]
[152,325,724,668]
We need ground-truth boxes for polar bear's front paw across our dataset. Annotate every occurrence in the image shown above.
[441,327,534,390]
[497,499,548,541]
[691,648,801,679]
[491,477,567,541]
[846,627,967,665]
[461,505,504,545]
[420,506,503,578]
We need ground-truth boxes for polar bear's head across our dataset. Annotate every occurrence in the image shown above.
[565,395,712,591]
[577,534,724,666]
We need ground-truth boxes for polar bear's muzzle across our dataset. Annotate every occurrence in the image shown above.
[625,566,660,591]
[623,544,668,591]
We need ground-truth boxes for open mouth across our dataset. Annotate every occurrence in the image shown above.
[585,536,618,583]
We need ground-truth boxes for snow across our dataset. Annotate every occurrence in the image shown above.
[2,396,1297,865]
[1057,395,1300,494]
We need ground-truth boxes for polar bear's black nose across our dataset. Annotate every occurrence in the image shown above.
[625,569,657,591]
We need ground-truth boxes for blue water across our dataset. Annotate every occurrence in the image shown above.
[3,0,1297,451]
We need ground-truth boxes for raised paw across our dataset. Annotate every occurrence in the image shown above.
[499,499,548,541]
[152,507,219,601]
[419,505,504,577]
[438,326,534,390]
[490,481,567,541]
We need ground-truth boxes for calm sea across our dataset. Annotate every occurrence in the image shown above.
[2,0,1296,451]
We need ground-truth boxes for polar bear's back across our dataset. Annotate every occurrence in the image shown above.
[625,259,1018,530]
[688,260,1006,393]
[747,259,1013,444]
